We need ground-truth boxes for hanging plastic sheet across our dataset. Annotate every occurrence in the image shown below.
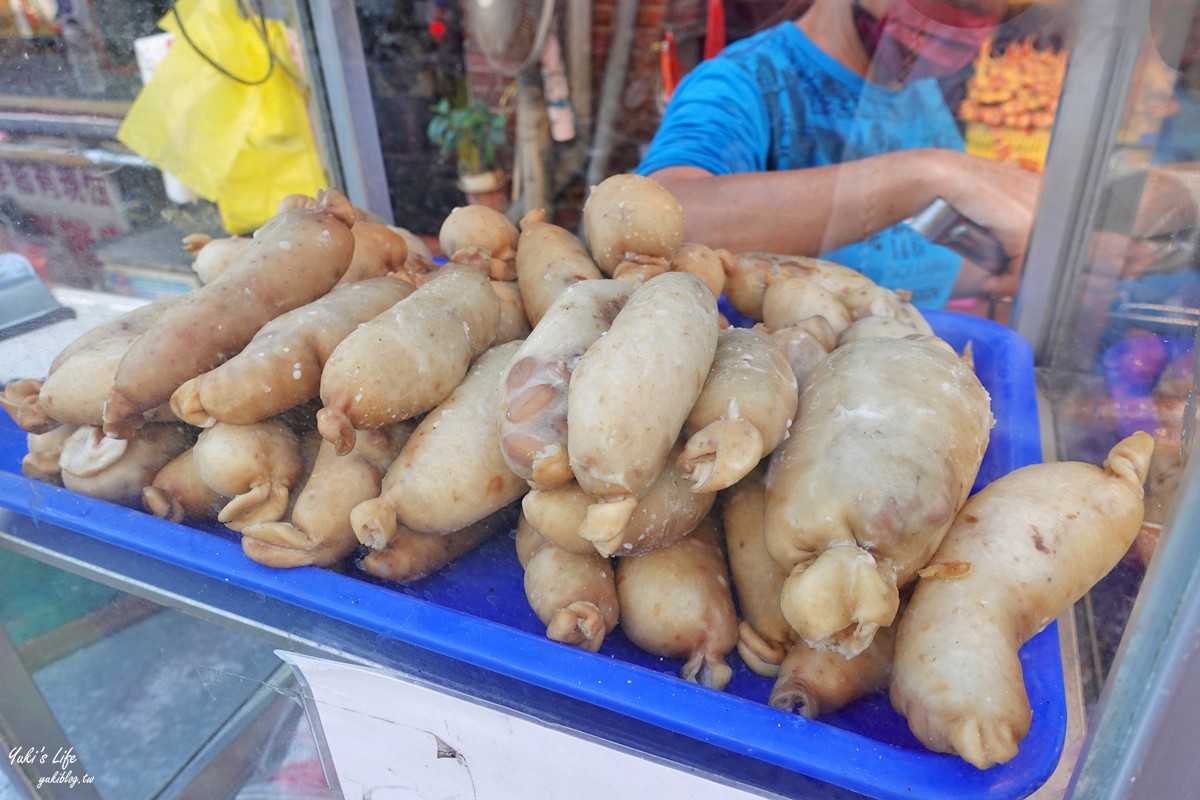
[117,0,326,234]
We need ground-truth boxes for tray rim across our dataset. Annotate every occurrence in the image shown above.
[0,308,1065,800]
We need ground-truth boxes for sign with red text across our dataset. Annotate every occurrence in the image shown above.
[0,159,129,259]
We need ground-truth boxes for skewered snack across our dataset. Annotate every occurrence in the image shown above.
[678,327,798,493]
[351,341,528,546]
[765,335,993,657]
[568,272,719,552]
[514,208,604,326]
[103,190,358,439]
[958,40,1065,170]
[439,205,520,281]
[171,276,414,428]
[890,432,1153,769]
[722,467,793,677]
[516,514,619,652]
[498,279,632,489]
[59,423,193,506]
[317,263,499,455]
[191,420,305,532]
[615,514,738,690]
[241,424,413,568]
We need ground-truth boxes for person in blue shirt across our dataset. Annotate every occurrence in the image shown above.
[636,0,1042,308]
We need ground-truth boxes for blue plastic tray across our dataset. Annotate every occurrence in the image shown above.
[0,308,1060,800]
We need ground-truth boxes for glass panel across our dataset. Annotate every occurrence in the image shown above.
[1037,0,1200,709]
[8,0,1200,793]
[349,1,469,239]
[0,547,308,799]
[0,1,340,297]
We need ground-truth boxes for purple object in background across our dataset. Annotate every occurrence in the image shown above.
[1101,334,1195,437]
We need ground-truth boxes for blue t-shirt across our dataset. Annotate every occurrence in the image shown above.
[636,22,966,308]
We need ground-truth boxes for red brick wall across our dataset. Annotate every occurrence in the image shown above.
[589,0,706,174]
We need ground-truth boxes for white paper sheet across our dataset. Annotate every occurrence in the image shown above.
[279,651,775,800]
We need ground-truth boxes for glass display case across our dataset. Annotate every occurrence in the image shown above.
[0,3,361,798]
[3,0,1200,798]
[0,0,374,299]
[1012,0,1200,795]
[0,0,177,293]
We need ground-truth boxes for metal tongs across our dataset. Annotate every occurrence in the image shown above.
[905,197,1009,275]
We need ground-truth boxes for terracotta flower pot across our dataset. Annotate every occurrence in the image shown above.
[457,170,510,211]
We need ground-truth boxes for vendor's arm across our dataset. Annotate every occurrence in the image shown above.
[647,150,1040,269]
[637,56,1040,269]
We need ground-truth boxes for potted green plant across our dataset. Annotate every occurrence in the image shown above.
[427,97,510,209]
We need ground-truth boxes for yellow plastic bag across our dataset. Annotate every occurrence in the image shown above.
[117,0,327,233]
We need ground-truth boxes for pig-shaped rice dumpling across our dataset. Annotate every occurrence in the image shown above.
[722,467,794,677]
[351,341,527,545]
[498,279,631,489]
[22,425,80,484]
[191,420,305,531]
[104,191,357,439]
[678,327,798,493]
[567,272,718,552]
[514,209,604,327]
[516,514,619,652]
[241,424,413,567]
[59,424,194,506]
[171,276,414,428]
[615,515,738,690]
[317,264,499,455]
[765,335,992,657]
[142,448,227,523]
[770,620,897,719]
[890,432,1153,769]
